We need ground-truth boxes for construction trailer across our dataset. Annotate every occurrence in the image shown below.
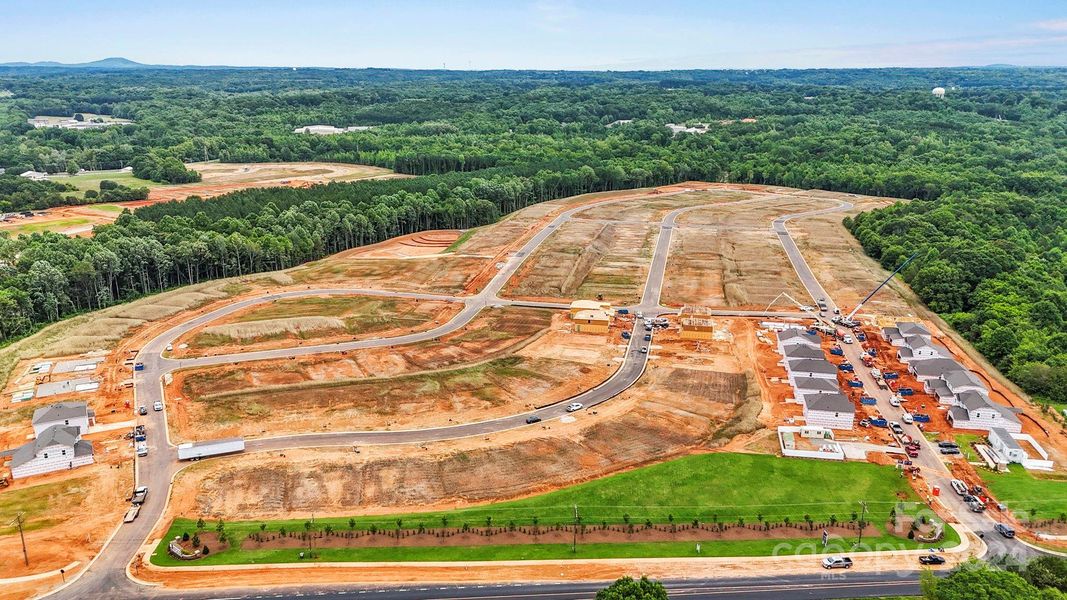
[177,437,245,461]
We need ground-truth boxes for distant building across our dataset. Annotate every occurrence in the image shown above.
[987,428,1054,471]
[881,321,931,346]
[19,170,47,181]
[785,358,838,384]
[294,124,375,135]
[911,358,967,383]
[678,306,717,340]
[948,392,1021,433]
[932,87,946,98]
[32,401,94,437]
[606,119,633,128]
[9,425,94,479]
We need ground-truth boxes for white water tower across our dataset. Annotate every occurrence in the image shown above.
[932,87,946,98]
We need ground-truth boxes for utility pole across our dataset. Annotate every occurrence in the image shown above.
[572,505,580,554]
[856,501,869,547]
[12,512,28,566]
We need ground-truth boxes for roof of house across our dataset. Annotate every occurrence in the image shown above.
[778,330,820,346]
[32,401,90,425]
[928,379,954,399]
[897,322,931,337]
[10,425,82,468]
[573,309,611,322]
[910,358,965,378]
[793,377,840,392]
[948,406,969,424]
[784,345,825,359]
[804,392,854,414]
[787,358,838,375]
[570,299,611,311]
[897,347,914,359]
[904,335,935,350]
[944,370,985,391]
[957,392,1021,424]
[882,327,903,341]
[989,427,1023,451]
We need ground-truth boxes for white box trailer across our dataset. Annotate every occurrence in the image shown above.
[177,437,245,461]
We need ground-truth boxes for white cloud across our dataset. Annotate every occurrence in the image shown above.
[1034,18,1067,31]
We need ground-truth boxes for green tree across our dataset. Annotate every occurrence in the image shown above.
[596,576,669,600]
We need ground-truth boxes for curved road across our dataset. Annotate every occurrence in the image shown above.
[45,189,1031,600]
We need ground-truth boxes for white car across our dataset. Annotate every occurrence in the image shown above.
[640,346,648,353]
[153,401,163,411]
[165,343,173,352]
[889,396,901,407]
[901,412,914,424]
[566,402,584,412]
[842,335,853,344]
[136,442,148,457]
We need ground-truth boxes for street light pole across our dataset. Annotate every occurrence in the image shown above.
[12,512,28,566]
[856,501,868,547]
[572,505,579,554]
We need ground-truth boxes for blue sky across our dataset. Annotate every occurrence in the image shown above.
[3,0,1066,69]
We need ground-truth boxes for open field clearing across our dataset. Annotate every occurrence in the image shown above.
[661,192,814,308]
[982,467,1067,521]
[289,254,487,294]
[0,457,131,580]
[172,295,460,357]
[46,170,160,198]
[154,453,945,565]
[502,220,657,304]
[165,308,623,440]
[6,162,397,237]
[574,188,751,222]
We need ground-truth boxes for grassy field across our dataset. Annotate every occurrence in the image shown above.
[152,453,954,566]
[445,229,477,253]
[0,477,91,535]
[954,433,982,461]
[4,217,92,235]
[48,170,160,198]
[983,466,1067,520]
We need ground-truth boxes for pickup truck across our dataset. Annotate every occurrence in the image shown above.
[869,418,888,427]
[839,363,854,372]
[131,485,148,505]
[829,346,844,356]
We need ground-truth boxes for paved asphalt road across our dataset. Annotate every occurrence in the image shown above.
[43,190,1042,600]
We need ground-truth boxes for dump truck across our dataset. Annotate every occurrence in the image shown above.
[177,437,245,461]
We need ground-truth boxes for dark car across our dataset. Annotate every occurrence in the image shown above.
[919,554,946,565]
[937,441,959,448]
[994,523,1015,538]
[525,415,542,424]
[137,405,148,416]
[940,447,961,455]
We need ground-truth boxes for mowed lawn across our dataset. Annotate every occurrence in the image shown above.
[984,466,1067,520]
[153,453,945,565]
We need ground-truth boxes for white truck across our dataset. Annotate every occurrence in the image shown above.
[177,437,245,461]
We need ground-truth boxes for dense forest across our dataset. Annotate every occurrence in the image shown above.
[0,66,1065,401]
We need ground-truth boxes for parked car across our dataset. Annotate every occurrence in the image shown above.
[968,500,986,513]
[137,405,148,415]
[843,335,853,344]
[525,415,542,424]
[621,332,631,340]
[131,485,148,504]
[889,396,901,407]
[153,401,163,411]
[566,402,584,412]
[136,443,148,457]
[919,554,946,565]
[940,447,961,455]
[994,523,1015,538]
[822,556,853,569]
[165,344,173,352]
[640,346,648,353]
[643,334,651,341]
[938,441,960,449]
[971,485,984,497]
[858,418,871,428]
[950,479,968,495]
[890,422,904,435]
[901,412,914,424]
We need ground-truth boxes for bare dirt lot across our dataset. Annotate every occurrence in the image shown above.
[0,451,132,581]
[166,309,623,441]
[502,220,657,305]
[166,320,760,521]
[171,295,461,358]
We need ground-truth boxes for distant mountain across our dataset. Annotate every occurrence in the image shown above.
[0,57,149,69]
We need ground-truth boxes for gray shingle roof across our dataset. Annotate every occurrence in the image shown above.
[32,401,89,425]
[897,322,931,337]
[779,330,820,346]
[904,335,934,350]
[10,425,82,468]
[911,358,965,378]
[989,427,1022,451]
[784,345,825,359]
[787,358,838,375]
[794,377,840,393]
[804,392,854,414]
[944,370,985,391]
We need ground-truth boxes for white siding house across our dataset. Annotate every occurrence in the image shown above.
[31,401,94,437]
[801,392,854,430]
[9,425,94,479]
[912,358,966,383]
[786,358,838,386]
[777,330,821,356]
[948,393,1022,433]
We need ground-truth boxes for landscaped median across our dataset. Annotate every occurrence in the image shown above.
[151,453,959,566]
